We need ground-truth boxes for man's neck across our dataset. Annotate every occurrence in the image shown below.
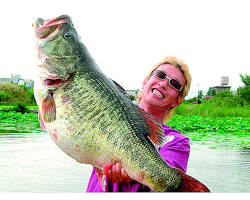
[138,102,168,124]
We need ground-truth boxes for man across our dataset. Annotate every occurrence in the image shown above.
[87,56,192,192]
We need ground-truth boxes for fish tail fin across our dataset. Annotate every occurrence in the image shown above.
[177,170,210,192]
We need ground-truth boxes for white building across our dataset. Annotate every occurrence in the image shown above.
[0,74,34,88]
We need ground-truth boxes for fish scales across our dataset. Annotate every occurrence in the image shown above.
[62,69,151,166]
[59,68,176,190]
[33,15,210,192]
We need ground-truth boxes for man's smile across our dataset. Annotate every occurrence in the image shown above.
[152,88,165,98]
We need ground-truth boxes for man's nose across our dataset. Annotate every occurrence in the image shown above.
[158,80,168,90]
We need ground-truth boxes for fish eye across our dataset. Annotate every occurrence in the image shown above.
[64,31,73,38]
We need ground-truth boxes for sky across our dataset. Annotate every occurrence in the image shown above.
[1,0,249,99]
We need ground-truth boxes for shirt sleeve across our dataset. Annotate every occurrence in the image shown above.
[159,134,190,172]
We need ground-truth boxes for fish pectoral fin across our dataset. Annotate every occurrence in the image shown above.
[100,173,107,192]
[94,167,107,192]
[41,91,56,123]
[138,107,165,146]
[38,110,46,130]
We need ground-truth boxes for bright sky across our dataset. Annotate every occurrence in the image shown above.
[1,0,249,98]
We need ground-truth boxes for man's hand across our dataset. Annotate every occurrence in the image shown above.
[95,163,133,183]
[104,163,133,183]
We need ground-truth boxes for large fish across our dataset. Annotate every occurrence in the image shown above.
[33,15,209,192]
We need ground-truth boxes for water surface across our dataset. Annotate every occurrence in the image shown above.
[0,133,92,192]
[0,133,249,192]
[188,143,250,192]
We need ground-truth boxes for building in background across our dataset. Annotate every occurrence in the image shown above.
[0,74,34,88]
[208,76,231,94]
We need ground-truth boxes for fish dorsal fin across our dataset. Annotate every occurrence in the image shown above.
[137,106,165,146]
[38,110,46,130]
[112,80,129,98]
[41,91,56,123]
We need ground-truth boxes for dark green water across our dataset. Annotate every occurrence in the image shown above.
[0,133,249,192]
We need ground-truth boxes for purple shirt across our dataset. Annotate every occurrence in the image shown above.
[86,124,190,192]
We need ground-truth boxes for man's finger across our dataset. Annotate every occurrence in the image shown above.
[116,163,122,182]
[107,169,111,179]
[103,163,113,178]
[111,164,117,182]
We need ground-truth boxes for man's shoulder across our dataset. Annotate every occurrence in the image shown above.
[162,124,187,139]
[160,124,189,147]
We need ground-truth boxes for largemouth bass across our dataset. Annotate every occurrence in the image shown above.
[33,15,210,192]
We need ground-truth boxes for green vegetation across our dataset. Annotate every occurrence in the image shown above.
[179,73,250,118]
[0,103,38,113]
[167,115,249,149]
[186,73,249,107]
[0,83,36,105]
[237,74,250,105]
[173,102,249,118]
[0,111,43,133]
[0,83,40,133]
[167,73,250,149]
[0,74,249,149]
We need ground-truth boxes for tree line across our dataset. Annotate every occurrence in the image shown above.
[185,73,249,106]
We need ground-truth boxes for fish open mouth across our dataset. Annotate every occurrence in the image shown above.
[40,71,74,88]
[44,78,64,86]
[34,15,70,39]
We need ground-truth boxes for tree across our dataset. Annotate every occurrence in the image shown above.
[216,90,234,98]
[128,95,135,101]
[207,87,216,96]
[237,73,250,105]
[197,90,203,103]
[239,74,250,87]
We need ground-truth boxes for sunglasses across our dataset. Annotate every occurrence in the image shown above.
[152,70,183,92]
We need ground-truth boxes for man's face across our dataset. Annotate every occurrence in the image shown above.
[141,64,186,110]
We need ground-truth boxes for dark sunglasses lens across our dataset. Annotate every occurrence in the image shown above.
[156,71,166,79]
[170,79,182,90]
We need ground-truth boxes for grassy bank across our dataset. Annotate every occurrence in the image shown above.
[0,83,36,105]
[0,109,249,149]
[0,85,249,149]
[0,104,38,111]
[174,103,249,118]
[0,111,43,133]
[167,114,250,149]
